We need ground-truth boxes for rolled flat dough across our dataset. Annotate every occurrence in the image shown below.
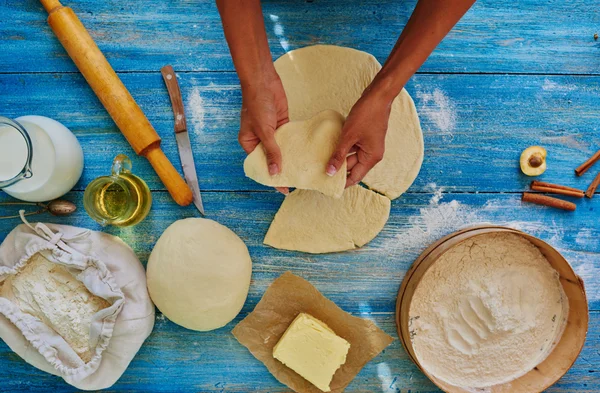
[147,218,252,331]
[264,186,391,254]
[275,45,424,200]
[244,110,347,198]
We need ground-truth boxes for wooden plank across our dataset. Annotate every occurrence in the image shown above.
[1,0,599,74]
[1,311,598,392]
[0,191,598,311]
[0,191,598,391]
[1,72,598,193]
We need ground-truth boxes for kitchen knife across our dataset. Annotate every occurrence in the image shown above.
[161,65,205,215]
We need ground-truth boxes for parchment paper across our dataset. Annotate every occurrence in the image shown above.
[232,272,394,393]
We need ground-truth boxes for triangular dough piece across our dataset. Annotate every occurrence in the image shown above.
[275,45,424,200]
[244,110,347,198]
[264,186,391,254]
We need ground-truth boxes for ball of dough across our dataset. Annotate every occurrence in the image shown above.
[147,218,252,331]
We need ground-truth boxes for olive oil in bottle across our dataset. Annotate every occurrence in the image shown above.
[84,155,151,227]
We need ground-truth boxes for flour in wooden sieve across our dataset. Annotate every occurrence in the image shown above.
[409,233,568,389]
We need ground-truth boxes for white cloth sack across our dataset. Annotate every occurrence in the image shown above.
[0,218,154,390]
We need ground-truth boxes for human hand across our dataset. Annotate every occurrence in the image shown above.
[239,73,290,194]
[326,89,392,188]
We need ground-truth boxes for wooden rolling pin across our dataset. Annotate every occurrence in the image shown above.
[40,0,193,206]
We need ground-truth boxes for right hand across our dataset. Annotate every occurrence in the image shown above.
[239,73,290,194]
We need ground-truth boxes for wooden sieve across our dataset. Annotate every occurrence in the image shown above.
[396,225,588,393]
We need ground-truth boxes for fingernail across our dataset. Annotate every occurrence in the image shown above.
[326,165,337,176]
[269,164,279,175]
[282,189,290,195]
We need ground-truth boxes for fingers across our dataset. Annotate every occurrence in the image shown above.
[327,136,356,176]
[238,129,260,154]
[260,134,283,175]
[345,162,371,188]
[275,186,289,195]
[276,115,290,128]
[346,153,358,171]
[345,149,384,188]
[239,125,283,176]
[239,140,259,155]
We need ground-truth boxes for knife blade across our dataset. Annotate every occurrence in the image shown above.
[161,65,205,215]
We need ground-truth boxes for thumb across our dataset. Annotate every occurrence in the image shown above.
[261,134,283,176]
[327,136,355,176]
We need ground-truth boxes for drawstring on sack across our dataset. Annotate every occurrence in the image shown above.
[19,210,91,256]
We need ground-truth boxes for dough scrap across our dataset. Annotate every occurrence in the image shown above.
[275,45,424,200]
[264,186,391,254]
[244,110,347,198]
[147,218,252,331]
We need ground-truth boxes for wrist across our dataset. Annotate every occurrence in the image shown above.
[366,71,408,103]
[239,66,280,93]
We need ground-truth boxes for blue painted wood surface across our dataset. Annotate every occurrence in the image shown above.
[1,0,599,74]
[1,1,599,392]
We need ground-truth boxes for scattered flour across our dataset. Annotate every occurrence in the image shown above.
[575,228,594,246]
[427,182,444,205]
[186,85,206,137]
[386,187,570,258]
[384,185,599,304]
[156,313,167,322]
[387,193,480,259]
[416,88,457,140]
[497,37,525,47]
[567,251,600,302]
[542,79,578,92]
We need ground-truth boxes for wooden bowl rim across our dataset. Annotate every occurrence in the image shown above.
[395,224,589,392]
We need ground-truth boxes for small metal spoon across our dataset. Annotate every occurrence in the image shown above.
[0,200,77,219]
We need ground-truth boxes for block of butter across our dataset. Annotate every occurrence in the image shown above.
[273,313,351,392]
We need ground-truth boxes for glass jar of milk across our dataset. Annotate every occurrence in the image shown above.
[0,116,84,202]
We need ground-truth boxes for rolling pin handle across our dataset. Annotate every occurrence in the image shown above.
[145,147,194,207]
[40,0,63,13]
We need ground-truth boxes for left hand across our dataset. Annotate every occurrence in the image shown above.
[326,89,392,188]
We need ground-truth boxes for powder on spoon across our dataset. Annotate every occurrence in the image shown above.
[409,233,568,389]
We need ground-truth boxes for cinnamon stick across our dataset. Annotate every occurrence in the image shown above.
[530,181,585,198]
[530,181,585,193]
[575,149,600,176]
[530,186,584,198]
[522,192,576,211]
[585,172,600,198]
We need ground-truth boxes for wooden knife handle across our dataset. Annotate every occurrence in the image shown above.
[161,65,187,134]
[146,146,193,206]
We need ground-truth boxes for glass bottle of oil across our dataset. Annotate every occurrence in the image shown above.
[83,155,152,226]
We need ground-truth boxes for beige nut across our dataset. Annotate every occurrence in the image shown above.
[520,146,547,176]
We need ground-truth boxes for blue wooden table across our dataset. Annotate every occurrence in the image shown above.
[1,1,599,391]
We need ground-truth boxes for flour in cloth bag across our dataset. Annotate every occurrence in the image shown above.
[0,216,154,390]
[0,253,110,362]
